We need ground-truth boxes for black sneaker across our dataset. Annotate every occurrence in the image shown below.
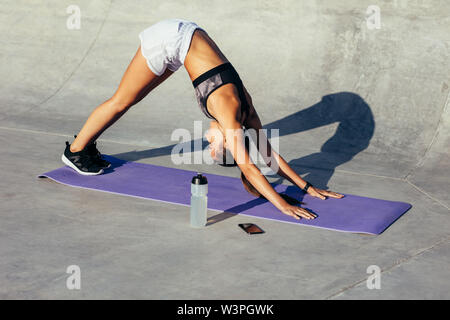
[74,135,111,169]
[61,141,104,175]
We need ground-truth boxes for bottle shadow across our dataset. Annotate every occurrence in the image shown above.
[205,186,317,226]
[109,92,375,225]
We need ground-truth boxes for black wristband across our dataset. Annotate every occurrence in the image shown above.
[302,181,313,193]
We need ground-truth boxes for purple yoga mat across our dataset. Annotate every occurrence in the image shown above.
[38,155,411,234]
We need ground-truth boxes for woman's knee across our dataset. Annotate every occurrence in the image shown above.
[108,95,135,113]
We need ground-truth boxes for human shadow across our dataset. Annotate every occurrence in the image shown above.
[263,91,375,189]
[110,92,374,224]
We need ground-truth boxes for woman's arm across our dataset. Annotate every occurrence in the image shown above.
[212,98,316,220]
[242,86,344,200]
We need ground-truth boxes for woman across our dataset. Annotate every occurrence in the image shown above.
[62,18,344,220]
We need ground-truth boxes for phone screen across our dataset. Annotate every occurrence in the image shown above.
[239,223,264,234]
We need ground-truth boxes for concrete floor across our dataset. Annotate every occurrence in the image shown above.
[1,0,449,299]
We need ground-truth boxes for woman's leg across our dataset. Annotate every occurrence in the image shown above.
[70,46,174,152]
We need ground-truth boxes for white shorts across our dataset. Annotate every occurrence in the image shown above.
[138,19,205,76]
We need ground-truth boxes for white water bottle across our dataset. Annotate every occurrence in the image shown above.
[190,173,208,227]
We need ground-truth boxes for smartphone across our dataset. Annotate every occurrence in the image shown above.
[238,223,265,235]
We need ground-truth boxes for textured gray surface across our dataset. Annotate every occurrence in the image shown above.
[0,0,449,299]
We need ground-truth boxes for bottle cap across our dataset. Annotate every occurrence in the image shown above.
[191,172,208,185]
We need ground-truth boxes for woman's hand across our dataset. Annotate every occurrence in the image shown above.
[306,186,345,200]
[280,204,317,220]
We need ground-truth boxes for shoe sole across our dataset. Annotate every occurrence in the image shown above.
[100,162,111,169]
[61,154,104,176]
